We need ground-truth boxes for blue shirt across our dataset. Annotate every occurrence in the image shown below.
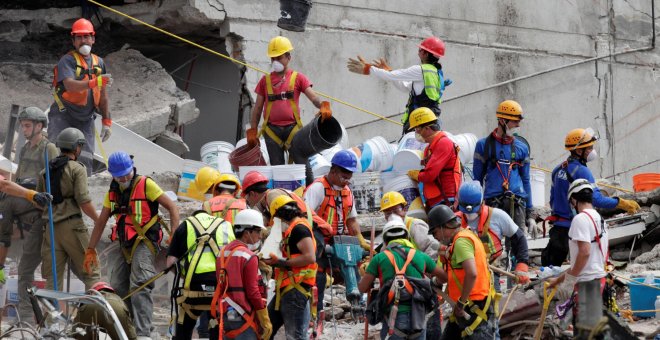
[550,158,618,228]
[473,136,532,209]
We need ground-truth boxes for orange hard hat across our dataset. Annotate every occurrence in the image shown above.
[241,171,269,195]
[71,18,95,36]
[419,37,445,58]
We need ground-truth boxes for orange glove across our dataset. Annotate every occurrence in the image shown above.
[265,252,288,267]
[88,74,112,89]
[514,262,530,284]
[319,101,332,122]
[83,248,99,275]
[372,58,392,71]
[347,56,371,75]
[408,170,420,182]
[246,128,259,148]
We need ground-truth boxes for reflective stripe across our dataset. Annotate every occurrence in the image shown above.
[222,249,253,261]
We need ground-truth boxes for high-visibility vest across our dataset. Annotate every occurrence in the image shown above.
[308,176,354,236]
[421,132,462,206]
[258,71,302,149]
[52,51,102,110]
[204,193,247,225]
[445,229,491,302]
[402,63,446,124]
[458,205,503,263]
[276,217,317,289]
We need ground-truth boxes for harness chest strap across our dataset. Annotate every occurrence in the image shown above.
[259,71,301,149]
[183,216,224,290]
[122,214,159,264]
[53,52,101,111]
[274,219,316,311]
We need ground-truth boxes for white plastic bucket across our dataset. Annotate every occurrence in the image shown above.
[177,159,208,201]
[339,123,350,149]
[382,173,427,219]
[239,166,273,188]
[309,153,331,178]
[356,136,394,172]
[350,172,382,214]
[398,131,427,152]
[394,132,426,171]
[200,141,235,174]
[446,132,478,164]
[272,164,306,192]
[320,144,342,163]
[236,137,270,165]
[531,169,546,207]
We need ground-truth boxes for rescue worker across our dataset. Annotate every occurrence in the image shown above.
[358,220,447,340]
[541,128,639,266]
[37,127,101,290]
[74,281,138,340]
[165,209,234,340]
[472,100,532,230]
[49,18,113,174]
[263,195,318,340]
[247,36,330,166]
[456,181,530,289]
[196,169,247,225]
[428,205,499,339]
[212,209,272,340]
[84,151,180,340]
[0,107,58,321]
[406,107,462,209]
[347,36,451,134]
[379,191,440,258]
[547,180,609,333]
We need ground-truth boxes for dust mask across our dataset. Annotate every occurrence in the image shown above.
[271,61,284,73]
[387,214,403,223]
[248,240,262,251]
[505,127,519,137]
[78,44,92,56]
[415,132,425,143]
[118,181,131,191]
[586,150,598,163]
[466,213,479,221]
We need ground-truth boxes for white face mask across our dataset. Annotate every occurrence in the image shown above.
[387,214,404,223]
[415,132,425,143]
[466,213,479,221]
[586,150,598,163]
[118,181,131,190]
[271,60,285,73]
[248,240,262,251]
[78,44,92,56]
[505,127,519,137]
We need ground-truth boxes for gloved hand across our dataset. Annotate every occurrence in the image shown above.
[552,273,578,302]
[347,56,371,75]
[514,262,530,285]
[359,257,370,277]
[100,118,112,142]
[0,265,5,284]
[264,252,288,267]
[83,248,99,275]
[319,101,332,122]
[357,233,370,251]
[372,57,392,71]
[258,258,273,280]
[32,192,53,207]
[616,198,640,214]
[246,128,259,148]
[89,73,112,89]
[255,308,273,340]
[407,170,420,182]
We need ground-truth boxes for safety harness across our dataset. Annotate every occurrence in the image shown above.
[402,64,447,125]
[259,71,301,150]
[52,51,103,111]
[312,177,354,236]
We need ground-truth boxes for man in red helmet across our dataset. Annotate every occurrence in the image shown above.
[50,18,113,175]
[347,36,452,134]
[74,281,138,340]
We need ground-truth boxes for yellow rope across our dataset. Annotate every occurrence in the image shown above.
[87,0,401,126]
[94,125,108,167]
[611,272,660,291]
[498,284,519,322]
[531,165,634,194]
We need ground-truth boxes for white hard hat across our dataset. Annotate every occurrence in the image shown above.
[567,179,593,201]
[382,220,408,242]
[233,209,265,233]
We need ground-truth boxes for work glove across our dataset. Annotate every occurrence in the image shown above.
[0,265,5,284]
[100,118,112,142]
[616,198,640,214]
[357,233,371,251]
[514,262,530,285]
[372,57,392,71]
[25,190,52,207]
[555,273,578,302]
[319,101,332,122]
[255,308,273,340]
[347,56,371,75]
[265,252,288,268]
[88,73,112,89]
[359,257,370,277]
[407,170,420,182]
[83,248,99,275]
[246,128,259,148]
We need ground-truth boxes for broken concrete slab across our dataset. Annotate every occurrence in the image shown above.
[0,21,27,42]
[153,130,190,156]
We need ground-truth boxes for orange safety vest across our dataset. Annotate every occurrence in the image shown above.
[421,132,462,207]
[307,176,354,236]
[258,71,302,149]
[457,205,503,263]
[52,51,102,110]
[445,229,491,302]
[204,194,247,225]
[276,217,318,289]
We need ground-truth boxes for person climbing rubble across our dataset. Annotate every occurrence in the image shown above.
[195,167,247,225]
[0,106,58,321]
[211,209,272,340]
[347,36,451,134]
[49,18,113,175]
[406,107,462,210]
[247,36,330,166]
[541,128,640,266]
[165,209,234,340]
[359,219,446,340]
[427,205,499,339]
[74,281,138,340]
[38,127,101,291]
[84,151,180,340]
[472,100,532,231]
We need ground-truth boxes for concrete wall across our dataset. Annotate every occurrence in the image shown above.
[222,0,659,194]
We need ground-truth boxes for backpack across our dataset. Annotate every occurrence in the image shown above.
[45,155,71,205]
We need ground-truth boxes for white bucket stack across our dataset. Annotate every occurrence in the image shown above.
[272,164,306,193]
[445,132,478,164]
[381,171,427,219]
[350,172,383,214]
[309,153,331,178]
[393,132,427,172]
[530,168,546,207]
[177,159,208,201]
[351,136,394,173]
[200,141,235,174]
[239,166,274,188]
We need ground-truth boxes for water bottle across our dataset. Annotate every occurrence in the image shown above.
[538,266,562,279]
[655,296,660,320]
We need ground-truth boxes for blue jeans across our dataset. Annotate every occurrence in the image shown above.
[380,311,426,340]
[268,288,310,340]
[223,318,258,340]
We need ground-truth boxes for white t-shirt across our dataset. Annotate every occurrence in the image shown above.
[568,209,608,282]
[304,181,358,219]
[370,65,425,95]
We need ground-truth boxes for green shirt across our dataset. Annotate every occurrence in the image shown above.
[37,158,90,223]
[15,138,58,182]
[449,237,475,269]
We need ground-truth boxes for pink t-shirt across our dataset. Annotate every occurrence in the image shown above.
[255,69,312,126]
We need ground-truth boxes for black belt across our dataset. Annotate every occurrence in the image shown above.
[267,91,294,101]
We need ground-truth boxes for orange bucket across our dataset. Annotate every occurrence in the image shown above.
[632,173,660,192]
[228,144,266,170]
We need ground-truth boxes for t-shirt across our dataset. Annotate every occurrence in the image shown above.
[449,237,475,269]
[303,180,358,226]
[464,207,518,241]
[54,53,107,120]
[568,209,608,282]
[102,177,164,209]
[285,224,312,255]
[254,70,312,126]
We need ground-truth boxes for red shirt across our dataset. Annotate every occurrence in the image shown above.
[218,240,265,312]
[254,69,312,126]
[418,132,459,206]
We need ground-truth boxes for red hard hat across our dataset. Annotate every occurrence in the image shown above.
[419,37,445,58]
[71,18,95,36]
[91,281,114,292]
[241,171,269,195]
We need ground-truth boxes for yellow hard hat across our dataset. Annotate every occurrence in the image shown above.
[194,167,221,194]
[565,128,598,150]
[269,195,296,217]
[380,191,407,211]
[408,107,437,129]
[267,36,294,58]
[216,173,242,191]
[496,100,524,121]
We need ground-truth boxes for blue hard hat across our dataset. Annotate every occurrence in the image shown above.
[108,152,134,177]
[331,150,358,173]
[458,180,483,214]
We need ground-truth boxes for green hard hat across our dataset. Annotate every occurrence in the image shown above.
[56,127,86,150]
[18,107,48,128]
